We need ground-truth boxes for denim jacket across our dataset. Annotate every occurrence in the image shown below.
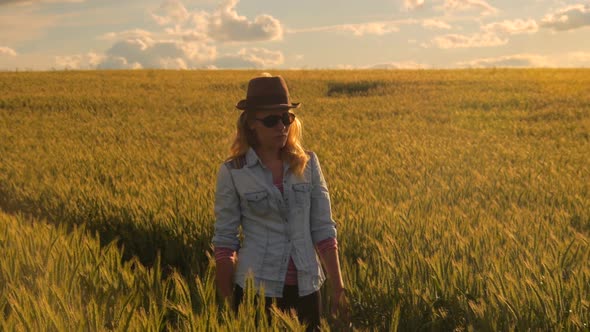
[212,147,337,297]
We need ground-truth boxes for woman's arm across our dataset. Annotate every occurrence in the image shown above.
[215,249,237,300]
[309,153,348,316]
[309,152,337,243]
[319,247,346,314]
[316,238,344,292]
[212,163,241,301]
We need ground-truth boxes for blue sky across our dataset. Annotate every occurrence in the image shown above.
[1,0,590,70]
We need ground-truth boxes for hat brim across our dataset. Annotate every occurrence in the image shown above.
[236,100,300,111]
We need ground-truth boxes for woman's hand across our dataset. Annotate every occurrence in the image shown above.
[330,285,352,330]
[315,240,350,322]
[331,286,351,319]
[214,252,236,304]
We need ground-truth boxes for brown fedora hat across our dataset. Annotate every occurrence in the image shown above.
[236,75,300,111]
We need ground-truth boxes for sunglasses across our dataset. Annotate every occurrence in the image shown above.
[255,112,296,128]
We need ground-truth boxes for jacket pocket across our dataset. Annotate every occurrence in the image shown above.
[292,183,311,206]
[245,190,270,216]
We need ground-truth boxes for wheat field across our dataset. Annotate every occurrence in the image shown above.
[0,69,589,331]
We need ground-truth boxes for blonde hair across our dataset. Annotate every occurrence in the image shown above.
[227,110,309,177]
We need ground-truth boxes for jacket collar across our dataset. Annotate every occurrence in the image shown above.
[245,147,261,168]
[245,147,290,172]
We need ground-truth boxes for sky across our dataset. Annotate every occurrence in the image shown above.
[1,0,590,70]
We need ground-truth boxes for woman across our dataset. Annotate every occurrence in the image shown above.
[212,74,347,330]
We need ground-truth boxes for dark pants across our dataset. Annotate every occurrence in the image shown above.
[233,284,321,332]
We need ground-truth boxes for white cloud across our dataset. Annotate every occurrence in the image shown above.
[459,52,590,68]
[368,61,430,69]
[149,0,211,41]
[289,17,455,36]
[0,10,61,44]
[340,22,400,36]
[326,61,430,69]
[457,54,551,68]
[422,19,452,30]
[207,0,282,42]
[0,46,17,56]
[289,18,453,36]
[215,47,283,68]
[330,64,356,70]
[482,19,539,35]
[158,7,209,41]
[92,0,286,70]
[97,37,216,70]
[151,0,189,26]
[569,51,590,63]
[427,18,539,49]
[405,0,497,15]
[288,19,420,36]
[0,0,84,5]
[164,25,209,42]
[0,52,58,70]
[428,32,506,48]
[405,0,425,10]
[97,56,142,70]
[442,0,498,15]
[99,29,155,41]
[148,0,282,43]
[55,52,103,69]
[91,8,211,70]
[541,4,590,31]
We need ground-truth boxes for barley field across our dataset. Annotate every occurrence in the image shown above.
[0,69,589,331]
